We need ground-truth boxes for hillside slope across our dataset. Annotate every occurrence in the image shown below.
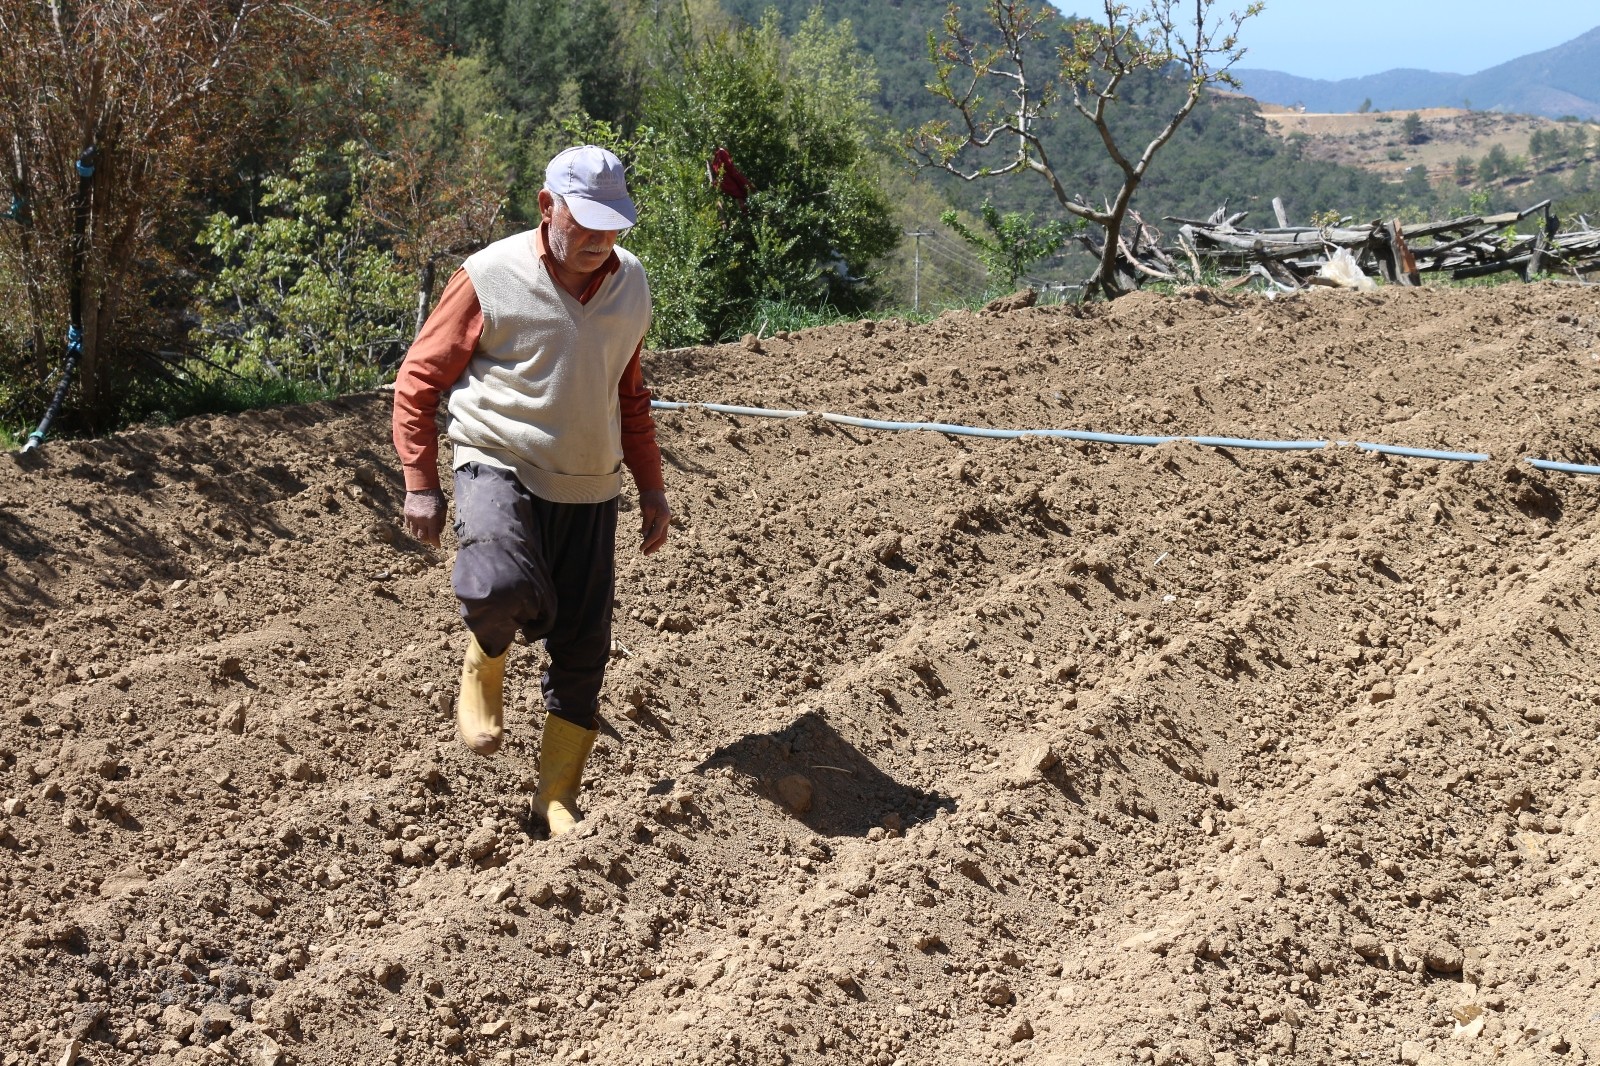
[1256,105,1596,185]
[719,0,1402,238]
[4,283,1600,1064]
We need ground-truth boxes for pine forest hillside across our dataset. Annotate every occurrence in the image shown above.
[721,2,1431,271]
[727,1,1600,290]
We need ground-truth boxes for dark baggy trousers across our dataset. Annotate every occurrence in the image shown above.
[451,462,616,729]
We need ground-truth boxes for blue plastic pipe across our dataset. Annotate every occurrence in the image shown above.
[1189,435,1326,452]
[648,400,1600,476]
[1345,441,1490,462]
[704,402,807,419]
[821,412,1179,445]
[1526,458,1600,476]
[653,399,1328,450]
[653,400,806,418]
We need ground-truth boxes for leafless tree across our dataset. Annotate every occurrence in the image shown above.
[0,1,414,427]
[910,0,1262,300]
[359,63,511,336]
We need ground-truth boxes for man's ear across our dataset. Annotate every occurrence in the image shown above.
[537,188,554,221]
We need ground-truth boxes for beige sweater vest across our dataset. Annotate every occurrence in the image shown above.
[449,232,651,504]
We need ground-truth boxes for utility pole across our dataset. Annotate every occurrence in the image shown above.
[905,230,932,313]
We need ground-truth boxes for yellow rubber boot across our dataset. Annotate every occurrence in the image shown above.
[456,635,508,757]
[530,713,598,836]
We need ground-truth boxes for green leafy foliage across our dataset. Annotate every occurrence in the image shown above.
[0,1,437,432]
[1478,144,1513,184]
[360,56,513,273]
[111,374,347,433]
[0,243,43,438]
[193,146,413,392]
[1402,165,1433,204]
[400,0,638,127]
[580,7,900,347]
[938,202,1073,294]
[396,0,646,224]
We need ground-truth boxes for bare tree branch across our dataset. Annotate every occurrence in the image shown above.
[909,0,1262,299]
[0,0,425,424]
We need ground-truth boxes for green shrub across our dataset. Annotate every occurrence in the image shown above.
[0,244,37,440]
[192,144,413,392]
[939,201,1074,296]
[113,373,346,430]
[573,8,899,348]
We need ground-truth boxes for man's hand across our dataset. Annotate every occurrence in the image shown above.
[638,489,672,555]
[403,489,447,547]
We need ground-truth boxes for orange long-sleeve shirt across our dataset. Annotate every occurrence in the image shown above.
[392,237,664,496]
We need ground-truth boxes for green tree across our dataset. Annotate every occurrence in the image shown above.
[1454,155,1474,185]
[599,7,900,346]
[1358,98,1373,114]
[401,0,639,129]
[1402,164,1432,205]
[1571,161,1594,195]
[394,0,654,227]
[1479,143,1510,183]
[1529,128,1551,165]
[361,56,514,329]
[939,202,1072,292]
[910,0,1262,299]
[193,146,413,391]
[1402,112,1425,144]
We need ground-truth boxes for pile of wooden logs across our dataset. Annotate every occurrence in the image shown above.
[1154,199,1600,289]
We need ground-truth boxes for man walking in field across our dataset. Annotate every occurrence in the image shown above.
[392,145,671,835]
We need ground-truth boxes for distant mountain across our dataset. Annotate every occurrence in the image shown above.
[1236,25,1600,119]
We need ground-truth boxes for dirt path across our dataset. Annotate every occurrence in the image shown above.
[3,283,1600,1066]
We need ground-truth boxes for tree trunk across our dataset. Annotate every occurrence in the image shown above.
[414,258,436,339]
[18,228,51,378]
[77,273,107,422]
[1088,172,1145,300]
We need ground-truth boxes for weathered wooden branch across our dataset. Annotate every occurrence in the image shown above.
[1131,199,1594,290]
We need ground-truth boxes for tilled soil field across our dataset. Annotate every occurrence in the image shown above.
[3,283,1600,1066]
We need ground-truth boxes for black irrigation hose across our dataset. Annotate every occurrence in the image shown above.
[2,192,27,225]
[19,146,95,455]
[21,326,82,454]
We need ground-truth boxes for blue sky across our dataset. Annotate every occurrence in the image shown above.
[1230,2,1600,80]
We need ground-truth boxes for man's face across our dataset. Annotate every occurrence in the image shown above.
[540,191,620,277]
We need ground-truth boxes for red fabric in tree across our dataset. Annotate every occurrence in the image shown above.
[709,147,751,204]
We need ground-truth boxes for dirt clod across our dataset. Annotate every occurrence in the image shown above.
[775,773,814,814]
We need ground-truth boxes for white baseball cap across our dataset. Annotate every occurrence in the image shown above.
[544,145,637,231]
